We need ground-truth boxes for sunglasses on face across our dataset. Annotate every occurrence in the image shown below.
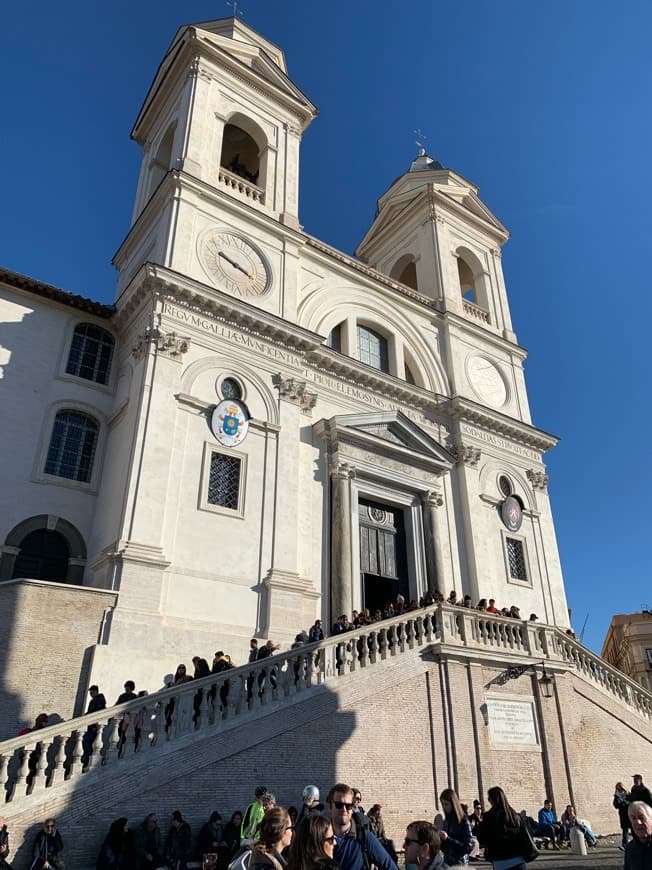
[324,835,336,845]
[404,837,420,846]
[332,801,354,811]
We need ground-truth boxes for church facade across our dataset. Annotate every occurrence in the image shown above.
[0,18,568,720]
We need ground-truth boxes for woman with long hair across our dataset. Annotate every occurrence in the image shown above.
[438,789,473,866]
[96,819,133,870]
[249,809,293,870]
[287,814,335,870]
[477,786,535,870]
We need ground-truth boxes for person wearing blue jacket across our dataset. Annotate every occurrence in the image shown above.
[328,783,397,870]
[536,801,564,848]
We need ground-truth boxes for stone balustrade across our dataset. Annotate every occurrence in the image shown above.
[1,604,649,806]
[462,298,490,323]
[218,167,265,203]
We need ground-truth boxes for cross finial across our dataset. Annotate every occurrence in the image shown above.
[414,128,427,156]
[226,0,244,17]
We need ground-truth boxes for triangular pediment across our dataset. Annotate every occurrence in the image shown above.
[317,411,454,471]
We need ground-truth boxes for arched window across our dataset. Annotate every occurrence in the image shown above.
[221,123,261,185]
[327,323,342,352]
[390,254,419,291]
[66,323,114,385]
[148,123,175,197]
[220,377,242,400]
[357,325,389,373]
[458,257,478,303]
[12,529,70,582]
[45,411,99,483]
[0,515,87,584]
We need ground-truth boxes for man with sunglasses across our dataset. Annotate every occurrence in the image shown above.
[403,821,446,870]
[327,783,397,870]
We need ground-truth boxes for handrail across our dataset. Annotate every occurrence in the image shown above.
[1,604,649,805]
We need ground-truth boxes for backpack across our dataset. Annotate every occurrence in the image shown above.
[352,816,371,870]
[228,846,252,870]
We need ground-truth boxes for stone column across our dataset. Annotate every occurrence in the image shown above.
[330,461,355,619]
[421,489,445,594]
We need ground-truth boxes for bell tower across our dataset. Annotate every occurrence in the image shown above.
[356,148,533,425]
[114,17,317,299]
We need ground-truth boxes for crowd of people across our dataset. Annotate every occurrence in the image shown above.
[2,776,651,870]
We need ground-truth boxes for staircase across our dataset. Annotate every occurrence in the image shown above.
[1,604,650,866]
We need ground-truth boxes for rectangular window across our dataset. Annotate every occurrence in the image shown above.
[208,452,241,510]
[647,648,652,667]
[506,537,528,582]
[199,443,247,517]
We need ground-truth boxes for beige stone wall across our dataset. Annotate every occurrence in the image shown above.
[0,579,116,736]
[3,645,650,869]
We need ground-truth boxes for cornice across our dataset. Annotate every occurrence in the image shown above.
[304,235,436,309]
[442,396,558,453]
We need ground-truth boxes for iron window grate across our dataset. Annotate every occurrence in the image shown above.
[506,537,528,581]
[208,452,241,510]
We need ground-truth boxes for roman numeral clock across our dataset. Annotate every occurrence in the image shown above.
[198,230,271,297]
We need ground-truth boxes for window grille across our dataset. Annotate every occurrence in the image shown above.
[66,323,114,385]
[45,411,99,482]
[208,452,241,510]
[357,325,389,372]
[220,377,242,400]
[506,537,528,581]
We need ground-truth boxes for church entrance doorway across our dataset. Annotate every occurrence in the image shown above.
[12,529,70,582]
[358,498,409,613]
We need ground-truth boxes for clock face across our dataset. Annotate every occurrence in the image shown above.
[467,355,508,408]
[198,231,270,297]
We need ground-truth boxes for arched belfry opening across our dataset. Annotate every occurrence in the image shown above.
[220,119,263,188]
[456,247,489,313]
[147,123,176,199]
[390,254,419,291]
[458,256,477,303]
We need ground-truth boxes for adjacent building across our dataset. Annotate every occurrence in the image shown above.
[602,610,652,691]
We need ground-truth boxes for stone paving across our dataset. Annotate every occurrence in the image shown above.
[471,843,624,870]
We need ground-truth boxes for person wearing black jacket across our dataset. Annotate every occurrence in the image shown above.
[165,811,192,870]
[32,819,65,870]
[631,776,652,808]
[0,817,12,870]
[477,786,536,870]
[614,782,632,850]
[134,815,164,870]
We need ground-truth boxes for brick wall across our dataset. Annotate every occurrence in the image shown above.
[0,579,116,736]
[2,644,651,869]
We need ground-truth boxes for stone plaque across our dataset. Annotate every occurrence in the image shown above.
[487,699,538,746]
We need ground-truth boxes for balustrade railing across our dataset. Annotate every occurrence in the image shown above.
[218,167,265,203]
[1,604,649,805]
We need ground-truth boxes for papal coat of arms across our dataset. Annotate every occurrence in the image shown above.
[211,399,249,446]
[500,495,523,532]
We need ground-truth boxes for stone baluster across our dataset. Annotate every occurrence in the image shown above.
[8,742,32,801]
[87,722,106,767]
[29,737,52,793]
[67,730,84,780]
[262,666,274,705]
[0,753,9,800]
[104,718,121,765]
[227,674,243,717]
[48,735,67,786]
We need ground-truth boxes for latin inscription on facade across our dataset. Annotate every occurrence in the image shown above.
[162,302,432,426]
[460,424,539,460]
[487,699,538,746]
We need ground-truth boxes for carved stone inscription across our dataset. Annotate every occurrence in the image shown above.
[487,699,538,746]
[460,424,540,461]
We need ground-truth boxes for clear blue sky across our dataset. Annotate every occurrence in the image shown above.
[2,1,651,655]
